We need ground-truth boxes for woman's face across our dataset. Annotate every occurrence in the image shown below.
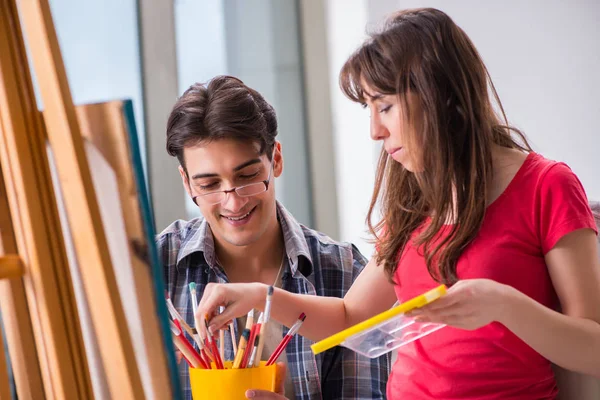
[362,81,423,172]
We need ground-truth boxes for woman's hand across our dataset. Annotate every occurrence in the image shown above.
[407,279,515,330]
[196,282,267,339]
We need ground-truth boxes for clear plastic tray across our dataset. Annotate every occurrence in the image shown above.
[339,313,445,358]
[311,285,447,358]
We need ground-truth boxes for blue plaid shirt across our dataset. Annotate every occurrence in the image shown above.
[158,202,389,400]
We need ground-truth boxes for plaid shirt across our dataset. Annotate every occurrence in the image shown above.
[158,202,390,400]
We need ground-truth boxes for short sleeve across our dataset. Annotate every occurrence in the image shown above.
[538,163,598,254]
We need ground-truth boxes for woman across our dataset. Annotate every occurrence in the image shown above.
[198,8,600,399]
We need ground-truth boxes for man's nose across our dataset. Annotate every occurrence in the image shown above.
[220,188,249,212]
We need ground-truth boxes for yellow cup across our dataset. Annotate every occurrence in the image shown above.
[190,361,277,400]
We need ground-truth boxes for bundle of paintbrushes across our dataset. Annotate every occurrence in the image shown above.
[170,284,306,372]
[163,288,213,369]
[181,284,307,399]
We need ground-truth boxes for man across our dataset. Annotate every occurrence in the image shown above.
[158,75,389,399]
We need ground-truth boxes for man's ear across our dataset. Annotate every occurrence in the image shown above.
[273,141,284,178]
[178,165,192,198]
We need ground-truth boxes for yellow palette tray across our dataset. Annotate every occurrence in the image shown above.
[311,285,447,357]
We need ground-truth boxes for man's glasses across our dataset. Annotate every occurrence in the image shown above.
[191,161,274,206]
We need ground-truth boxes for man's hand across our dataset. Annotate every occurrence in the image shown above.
[245,362,288,399]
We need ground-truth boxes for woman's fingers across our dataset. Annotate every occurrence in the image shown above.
[196,282,265,336]
[207,303,242,333]
[196,284,239,336]
[196,283,229,336]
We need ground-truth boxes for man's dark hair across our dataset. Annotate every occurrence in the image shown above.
[166,75,278,171]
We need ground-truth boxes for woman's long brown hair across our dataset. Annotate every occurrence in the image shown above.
[340,8,531,284]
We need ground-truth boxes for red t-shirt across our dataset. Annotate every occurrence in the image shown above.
[388,152,598,399]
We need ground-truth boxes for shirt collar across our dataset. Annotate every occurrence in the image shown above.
[175,201,314,276]
[277,201,313,276]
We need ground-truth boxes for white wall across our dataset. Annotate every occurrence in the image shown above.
[47,0,146,169]
[326,0,377,257]
[326,0,600,258]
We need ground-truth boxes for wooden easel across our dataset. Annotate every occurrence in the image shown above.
[0,0,176,398]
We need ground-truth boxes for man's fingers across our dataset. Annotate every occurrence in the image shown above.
[245,389,287,399]
[244,362,288,399]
